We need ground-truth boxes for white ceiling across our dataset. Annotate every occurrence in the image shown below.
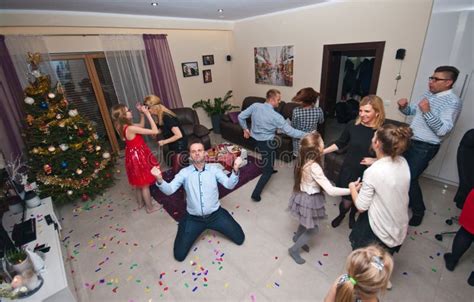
[0,0,330,21]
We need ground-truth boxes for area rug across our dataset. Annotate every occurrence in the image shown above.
[150,155,262,221]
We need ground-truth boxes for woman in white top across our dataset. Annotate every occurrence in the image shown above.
[349,124,412,254]
[288,132,350,264]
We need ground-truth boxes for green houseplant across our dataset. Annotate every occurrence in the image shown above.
[5,248,30,274]
[192,90,238,134]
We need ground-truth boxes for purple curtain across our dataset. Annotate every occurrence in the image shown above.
[0,35,24,161]
[143,34,183,108]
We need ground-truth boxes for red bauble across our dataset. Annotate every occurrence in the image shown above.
[95,161,100,168]
[81,193,89,201]
[77,128,85,136]
[106,173,111,178]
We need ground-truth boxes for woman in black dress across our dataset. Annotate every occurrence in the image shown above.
[144,95,188,172]
[324,95,385,229]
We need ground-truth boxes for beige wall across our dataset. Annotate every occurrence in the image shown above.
[231,0,433,120]
[1,0,434,123]
[0,26,233,128]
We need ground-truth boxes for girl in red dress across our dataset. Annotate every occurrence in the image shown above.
[111,103,161,213]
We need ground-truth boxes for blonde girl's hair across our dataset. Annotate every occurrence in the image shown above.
[335,245,394,302]
[293,132,324,192]
[355,95,386,129]
[375,124,413,159]
[143,94,176,126]
[110,104,131,140]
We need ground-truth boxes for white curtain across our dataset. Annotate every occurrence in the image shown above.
[5,35,57,89]
[100,35,153,116]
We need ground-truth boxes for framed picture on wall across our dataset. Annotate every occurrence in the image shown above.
[203,69,212,83]
[202,55,214,65]
[182,62,199,77]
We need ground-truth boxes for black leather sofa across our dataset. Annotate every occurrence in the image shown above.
[219,96,299,162]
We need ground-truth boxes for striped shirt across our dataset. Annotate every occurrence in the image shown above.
[238,102,306,141]
[399,89,462,145]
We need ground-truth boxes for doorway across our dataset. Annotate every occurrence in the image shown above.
[319,41,385,141]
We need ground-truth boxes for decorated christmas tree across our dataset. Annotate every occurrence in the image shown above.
[22,52,115,203]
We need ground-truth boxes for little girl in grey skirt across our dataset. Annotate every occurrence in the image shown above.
[288,132,351,264]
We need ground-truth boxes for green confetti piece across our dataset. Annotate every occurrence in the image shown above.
[432,268,437,272]
[106,282,113,286]
[410,236,415,240]
[185,283,189,288]
[218,266,223,271]
[203,284,208,287]
[136,279,141,283]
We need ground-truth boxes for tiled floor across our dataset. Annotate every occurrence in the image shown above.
[57,133,473,302]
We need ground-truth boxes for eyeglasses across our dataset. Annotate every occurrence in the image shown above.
[429,76,451,82]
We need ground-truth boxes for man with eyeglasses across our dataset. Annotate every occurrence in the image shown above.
[397,65,462,226]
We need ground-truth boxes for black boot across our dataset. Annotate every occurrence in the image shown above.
[443,253,457,271]
[349,206,357,229]
[468,272,474,286]
[331,202,350,228]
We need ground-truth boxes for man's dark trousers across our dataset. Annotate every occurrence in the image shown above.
[404,140,440,217]
[173,207,245,261]
[251,139,277,199]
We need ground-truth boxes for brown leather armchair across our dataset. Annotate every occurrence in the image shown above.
[170,107,211,150]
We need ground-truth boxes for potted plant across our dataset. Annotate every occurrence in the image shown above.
[192,90,239,134]
[5,249,31,274]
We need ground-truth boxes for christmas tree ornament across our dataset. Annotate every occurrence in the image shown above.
[81,193,89,201]
[87,144,94,152]
[80,157,88,165]
[67,190,73,196]
[48,145,56,152]
[26,115,34,125]
[59,143,69,151]
[95,161,100,168]
[60,161,68,169]
[106,173,111,178]
[76,168,83,175]
[58,121,66,128]
[39,101,48,109]
[56,114,63,120]
[102,152,111,159]
[77,128,85,136]
[24,97,35,105]
[56,82,64,94]
[68,109,78,117]
[95,146,101,151]
[31,69,41,78]
[43,164,52,175]
[32,148,39,154]
[48,92,56,99]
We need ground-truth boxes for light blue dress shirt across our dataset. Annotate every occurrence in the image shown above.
[156,164,239,216]
[238,102,306,141]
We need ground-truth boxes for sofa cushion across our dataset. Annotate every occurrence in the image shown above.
[242,96,265,110]
[193,125,210,137]
[228,111,241,124]
[281,102,299,120]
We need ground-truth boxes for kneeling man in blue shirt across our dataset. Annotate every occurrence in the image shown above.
[151,141,244,261]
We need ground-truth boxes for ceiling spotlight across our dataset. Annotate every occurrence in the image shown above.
[151,2,158,6]
[217,9,224,13]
